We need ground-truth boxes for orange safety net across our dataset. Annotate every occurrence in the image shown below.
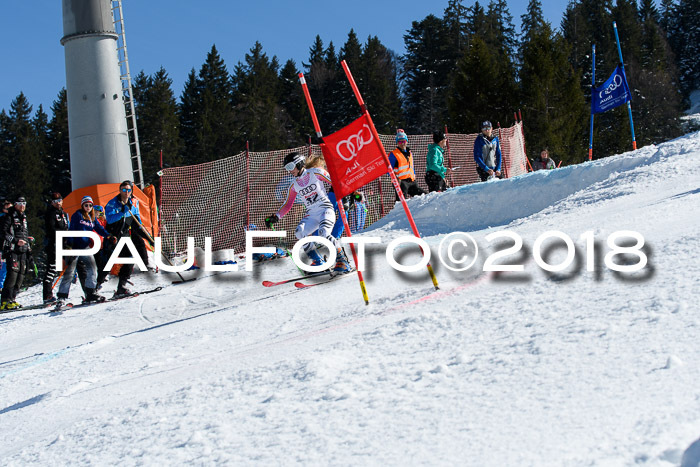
[159,124,527,257]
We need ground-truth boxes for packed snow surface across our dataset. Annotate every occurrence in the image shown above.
[2,132,700,466]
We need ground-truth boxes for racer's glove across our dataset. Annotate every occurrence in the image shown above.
[265,214,279,228]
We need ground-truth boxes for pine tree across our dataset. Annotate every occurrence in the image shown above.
[278,59,311,146]
[132,67,184,187]
[449,36,500,132]
[520,23,588,164]
[467,2,489,39]
[0,110,11,198]
[486,0,518,57]
[612,0,643,68]
[303,36,342,133]
[359,36,403,133]
[521,0,546,39]
[231,42,286,151]
[5,94,49,248]
[335,30,364,129]
[178,68,199,166]
[46,89,71,196]
[672,0,700,95]
[402,14,452,132]
[178,45,236,164]
[444,0,470,51]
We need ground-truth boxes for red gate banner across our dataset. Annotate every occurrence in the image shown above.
[321,114,388,199]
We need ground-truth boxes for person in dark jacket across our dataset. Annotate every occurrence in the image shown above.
[0,199,12,293]
[104,180,149,296]
[531,149,556,171]
[473,120,503,182]
[1,196,32,309]
[42,192,70,303]
[57,196,112,304]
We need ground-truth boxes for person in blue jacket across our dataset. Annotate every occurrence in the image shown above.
[56,196,112,304]
[104,180,149,297]
[473,120,503,182]
[425,130,448,192]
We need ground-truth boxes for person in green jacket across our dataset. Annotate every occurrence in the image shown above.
[425,130,448,192]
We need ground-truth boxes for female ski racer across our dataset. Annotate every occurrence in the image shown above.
[265,152,351,274]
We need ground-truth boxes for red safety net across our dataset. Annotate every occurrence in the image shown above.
[159,123,527,257]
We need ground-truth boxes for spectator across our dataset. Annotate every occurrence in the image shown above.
[425,130,448,192]
[388,129,426,200]
[0,199,12,293]
[57,196,112,304]
[1,196,33,310]
[93,204,111,288]
[531,149,556,171]
[105,180,149,297]
[43,192,70,303]
[473,120,503,182]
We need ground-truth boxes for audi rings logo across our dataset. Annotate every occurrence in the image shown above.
[336,125,374,162]
[599,73,624,99]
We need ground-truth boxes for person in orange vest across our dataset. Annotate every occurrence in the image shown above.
[388,129,426,200]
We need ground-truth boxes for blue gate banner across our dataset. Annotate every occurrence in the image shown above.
[592,65,631,114]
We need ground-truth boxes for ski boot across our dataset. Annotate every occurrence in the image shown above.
[44,296,58,305]
[331,247,352,276]
[113,279,132,299]
[84,288,106,303]
[54,293,69,308]
[306,249,325,267]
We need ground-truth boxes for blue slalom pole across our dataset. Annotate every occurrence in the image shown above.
[613,22,638,150]
[589,44,596,161]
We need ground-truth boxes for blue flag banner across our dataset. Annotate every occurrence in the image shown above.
[592,65,632,114]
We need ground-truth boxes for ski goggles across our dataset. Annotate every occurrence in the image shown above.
[15,202,26,207]
[93,205,104,212]
[284,161,298,172]
[121,187,132,193]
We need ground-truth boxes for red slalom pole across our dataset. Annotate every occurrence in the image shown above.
[340,60,438,290]
[298,73,370,305]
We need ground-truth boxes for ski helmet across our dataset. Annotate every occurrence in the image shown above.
[283,152,305,172]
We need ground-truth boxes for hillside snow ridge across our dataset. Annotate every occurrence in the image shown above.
[2,131,700,466]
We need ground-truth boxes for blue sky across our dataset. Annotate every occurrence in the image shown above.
[0,0,566,114]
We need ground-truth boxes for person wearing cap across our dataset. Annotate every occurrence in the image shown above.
[104,180,149,297]
[56,196,113,304]
[0,196,32,310]
[388,129,426,200]
[42,192,70,303]
[473,120,503,182]
[531,148,556,171]
[0,199,13,293]
[425,130,448,192]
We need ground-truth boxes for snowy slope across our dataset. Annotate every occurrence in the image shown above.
[2,132,700,466]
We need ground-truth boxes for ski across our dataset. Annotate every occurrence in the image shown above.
[1,303,48,314]
[294,271,356,289]
[262,270,331,287]
[51,287,164,313]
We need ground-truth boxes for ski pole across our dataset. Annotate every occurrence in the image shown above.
[131,214,187,283]
[270,225,304,275]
